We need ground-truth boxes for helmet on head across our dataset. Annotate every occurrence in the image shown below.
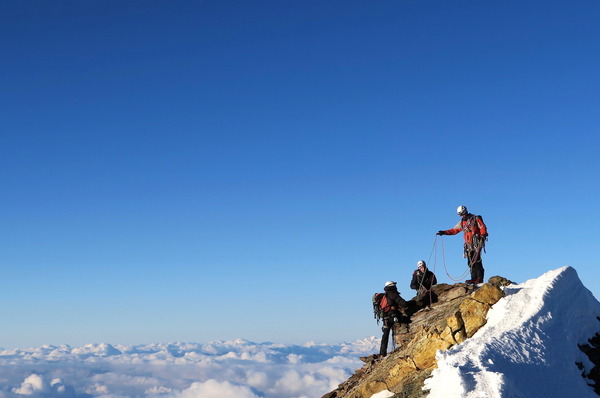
[417,260,426,268]
[457,205,468,216]
[384,281,397,288]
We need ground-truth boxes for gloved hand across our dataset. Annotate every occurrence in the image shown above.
[436,231,445,236]
[393,317,399,323]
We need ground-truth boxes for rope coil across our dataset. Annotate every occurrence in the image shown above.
[433,236,470,281]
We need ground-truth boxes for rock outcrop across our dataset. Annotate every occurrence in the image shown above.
[323,279,509,398]
[579,317,600,395]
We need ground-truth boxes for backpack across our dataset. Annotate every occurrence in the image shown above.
[372,292,392,324]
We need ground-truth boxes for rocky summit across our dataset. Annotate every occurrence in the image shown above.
[322,276,514,398]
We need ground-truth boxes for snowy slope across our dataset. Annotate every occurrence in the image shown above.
[424,266,600,397]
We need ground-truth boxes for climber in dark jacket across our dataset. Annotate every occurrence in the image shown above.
[410,260,438,293]
[379,281,408,357]
[410,260,438,308]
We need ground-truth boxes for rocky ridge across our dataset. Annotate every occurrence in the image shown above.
[323,276,514,398]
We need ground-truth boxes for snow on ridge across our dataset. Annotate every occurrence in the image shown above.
[425,266,600,398]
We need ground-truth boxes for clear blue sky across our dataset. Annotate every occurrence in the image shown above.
[1,0,599,349]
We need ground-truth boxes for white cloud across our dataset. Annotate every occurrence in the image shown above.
[287,353,302,364]
[245,370,269,390]
[178,379,260,398]
[0,339,373,398]
[267,368,344,398]
[13,374,47,395]
[10,374,77,397]
[145,385,172,394]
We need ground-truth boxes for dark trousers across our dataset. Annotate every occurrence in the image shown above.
[379,318,395,356]
[467,249,485,282]
[416,290,438,307]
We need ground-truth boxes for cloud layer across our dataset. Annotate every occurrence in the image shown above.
[0,338,377,398]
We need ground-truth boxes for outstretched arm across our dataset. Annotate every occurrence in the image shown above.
[439,220,463,236]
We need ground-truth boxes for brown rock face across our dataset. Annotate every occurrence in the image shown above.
[322,279,508,398]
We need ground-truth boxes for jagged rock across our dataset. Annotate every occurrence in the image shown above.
[436,284,469,302]
[446,311,464,332]
[457,284,504,338]
[410,331,453,370]
[322,280,507,398]
[488,275,516,287]
[472,283,505,305]
[459,298,491,338]
[579,317,600,394]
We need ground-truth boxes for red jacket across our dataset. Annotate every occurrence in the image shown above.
[443,213,488,245]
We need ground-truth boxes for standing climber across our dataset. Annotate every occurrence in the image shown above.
[437,205,488,284]
[378,281,408,358]
[410,260,438,307]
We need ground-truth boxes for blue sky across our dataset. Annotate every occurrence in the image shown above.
[1,0,599,348]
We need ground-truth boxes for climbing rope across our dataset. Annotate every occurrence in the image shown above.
[412,237,442,308]
[435,236,470,281]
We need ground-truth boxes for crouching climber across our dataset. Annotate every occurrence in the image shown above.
[375,281,408,357]
[410,260,438,308]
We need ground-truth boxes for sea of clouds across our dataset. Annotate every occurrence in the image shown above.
[0,338,378,398]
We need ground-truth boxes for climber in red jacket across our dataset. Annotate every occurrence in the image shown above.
[437,205,488,285]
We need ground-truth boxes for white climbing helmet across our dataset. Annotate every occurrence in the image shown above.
[384,281,397,288]
[457,205,468,216]
[417,260,426,268]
